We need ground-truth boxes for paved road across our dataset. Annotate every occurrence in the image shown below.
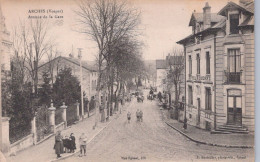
[62,97,254,162]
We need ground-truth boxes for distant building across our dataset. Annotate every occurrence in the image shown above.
[177,0,254,132]
[156,59,167,93]
[38,56,98,98]
[156,55,185,102]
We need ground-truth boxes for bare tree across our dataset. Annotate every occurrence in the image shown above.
[46,46,59,86]
[11,19,55,96]
[166,49,185,108]
[75,0,141,126]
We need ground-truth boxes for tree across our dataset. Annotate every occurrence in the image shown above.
[52,67,81,106]
[12,19,55,96]
[7,62,35,143]
[75,0,141,126]
[39,72,52,106]
[166,49,185,110]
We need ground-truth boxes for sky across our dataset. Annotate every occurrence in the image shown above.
[1,0,238,61]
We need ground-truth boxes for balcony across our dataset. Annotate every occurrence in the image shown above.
[224,71,242,84]
[187,74,211,82]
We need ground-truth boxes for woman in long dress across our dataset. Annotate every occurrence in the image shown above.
[70,133,76,153]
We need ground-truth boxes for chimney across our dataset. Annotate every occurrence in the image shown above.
[203,2,211,30]
[239,0,253,6]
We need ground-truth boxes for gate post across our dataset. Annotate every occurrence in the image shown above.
[1,117,10,154]
[31,114,37,144]
[48,102,56,133]
[60,102,67,128]
[76,100,80,120]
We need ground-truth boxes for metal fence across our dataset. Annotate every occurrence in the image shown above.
[36,106,51,142]
[67,104,78,126]
[9,124,31,144]
[55,108,63,125]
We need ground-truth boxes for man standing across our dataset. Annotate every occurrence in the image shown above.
[79,133,87,157]
[127,112,131,123]
[139,110,143,122]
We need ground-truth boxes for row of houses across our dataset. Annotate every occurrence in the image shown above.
[157,0,254,132]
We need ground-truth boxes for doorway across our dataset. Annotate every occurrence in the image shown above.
[227,90,242,126]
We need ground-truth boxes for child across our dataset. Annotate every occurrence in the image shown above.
[79,133,87,157]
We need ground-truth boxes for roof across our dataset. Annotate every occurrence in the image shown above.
[239,15,254,27]
[218,1,254,16]
[189,13,224,26]
[166,55,184,65]
[177,1,254,45]
[38,56,97,72]
[156,60,167,69]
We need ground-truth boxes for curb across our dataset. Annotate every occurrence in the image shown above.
[50,119,113,162]
[164,121,254,149]
[50,101,132,162]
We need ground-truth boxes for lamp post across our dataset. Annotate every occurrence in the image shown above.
[78,48,84,119]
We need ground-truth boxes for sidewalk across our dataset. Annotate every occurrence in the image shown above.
[161,109,254,148]
[6,102,131,162]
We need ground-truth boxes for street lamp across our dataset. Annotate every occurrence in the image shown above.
[78,48,84,119]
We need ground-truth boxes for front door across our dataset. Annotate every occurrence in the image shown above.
[227,96,242,126]
[197,98,201,126]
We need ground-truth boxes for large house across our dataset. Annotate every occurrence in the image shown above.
[177,0,254,132]
[38,56,98,99]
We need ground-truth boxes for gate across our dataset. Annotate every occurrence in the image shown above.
[36,106,51,142]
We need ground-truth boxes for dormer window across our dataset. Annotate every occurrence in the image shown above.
[230,14,239,34]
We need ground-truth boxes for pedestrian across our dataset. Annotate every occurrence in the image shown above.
[70,133,76,153]
[63,135,70,153]
[158,91,162,102]
[127,112,131,123]
[139,110,143,122]
[89,96,95,111]
[136,109,140,122]
[54,131,63,158]
[79,133,87,157]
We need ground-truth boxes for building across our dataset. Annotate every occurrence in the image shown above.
[156,55,185,102]
[0,4,12,72]
[38,56,98,98]
[156,59,167,92]
[177,0,254,132]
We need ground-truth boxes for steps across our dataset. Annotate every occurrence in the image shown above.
[211,125,249,134]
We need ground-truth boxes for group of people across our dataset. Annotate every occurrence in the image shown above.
[136,109,143,122]
[54,131,76,158]
[54,131,88,158]
[127,109,143,123]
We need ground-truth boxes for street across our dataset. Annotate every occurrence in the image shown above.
[61,93,254,162]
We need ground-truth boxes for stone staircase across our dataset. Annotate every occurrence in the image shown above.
[211,125,249,134]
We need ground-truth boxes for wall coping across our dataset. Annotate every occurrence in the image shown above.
[10,134,33,148]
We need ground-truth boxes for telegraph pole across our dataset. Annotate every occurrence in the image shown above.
[78,48,84,119]
[0,27,2,152]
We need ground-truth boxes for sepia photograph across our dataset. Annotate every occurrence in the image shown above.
[0,0,255,161]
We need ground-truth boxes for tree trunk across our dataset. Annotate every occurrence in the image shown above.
[110,75,114,116]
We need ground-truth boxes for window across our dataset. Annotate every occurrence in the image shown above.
[206,52,210,74]
[228,49,241,72]
[196,54,200,74]
[189,55,192,75]
[205,88,212,110]
[188,86,193,105]
[230,14,239,34]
